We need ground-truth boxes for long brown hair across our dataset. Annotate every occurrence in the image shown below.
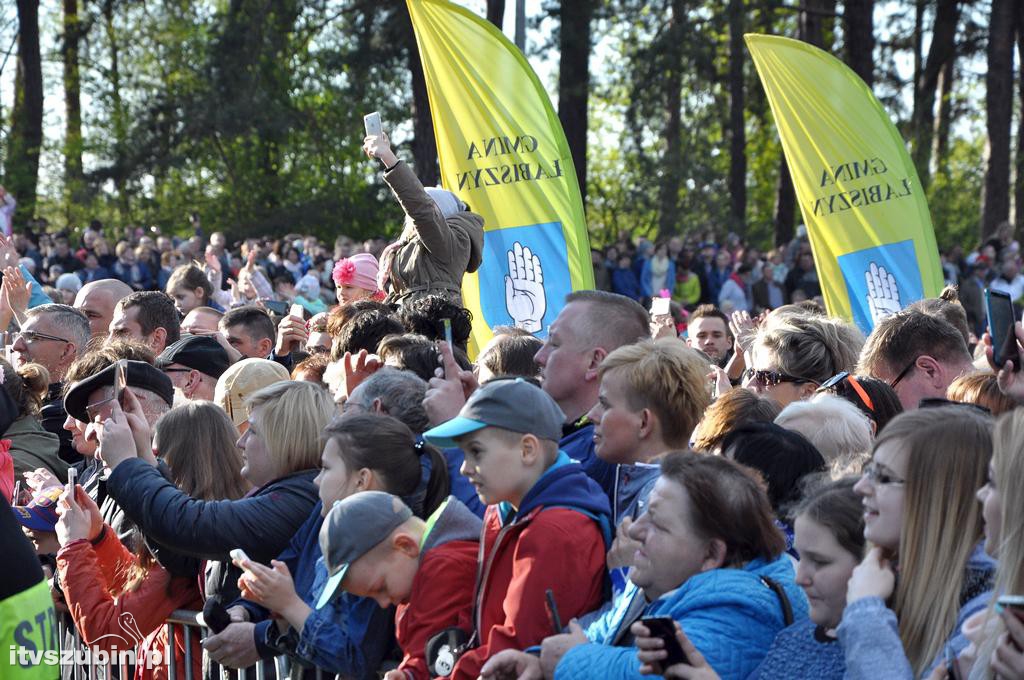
[872,407,992,674]
[153,401,251,502]
[322,413,449,518]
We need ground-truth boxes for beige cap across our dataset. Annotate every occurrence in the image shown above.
[214,358,290,425]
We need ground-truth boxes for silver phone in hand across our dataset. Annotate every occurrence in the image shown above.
[364,112,382,139]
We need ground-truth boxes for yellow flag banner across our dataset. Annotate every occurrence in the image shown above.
[406,0,593,349]
[746,34,943,333]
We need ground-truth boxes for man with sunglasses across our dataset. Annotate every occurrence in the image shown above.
[857,309,974,410]
[12,304,91,464]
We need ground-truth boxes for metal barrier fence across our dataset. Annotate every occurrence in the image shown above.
[60,609,328,680]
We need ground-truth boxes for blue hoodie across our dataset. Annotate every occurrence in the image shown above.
[557,555,808,680]
[560,423,618,503]
[452,453,612,680]
[233,501,393,678]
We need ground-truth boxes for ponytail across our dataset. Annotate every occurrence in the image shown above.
[324,413,449,517]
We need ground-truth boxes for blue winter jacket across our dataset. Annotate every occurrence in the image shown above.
[556,554,808,680]
[234,501,393,678]
[640,258,677,298]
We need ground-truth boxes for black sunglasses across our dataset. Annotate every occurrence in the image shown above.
[742,368,818,387]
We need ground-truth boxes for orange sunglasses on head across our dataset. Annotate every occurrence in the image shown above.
[816,371,874,412]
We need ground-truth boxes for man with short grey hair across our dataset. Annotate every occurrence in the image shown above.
[12,304,91,462]
[345,367,429,434]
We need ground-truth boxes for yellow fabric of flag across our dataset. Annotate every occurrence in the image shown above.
[407,0,593,350]
[747,34,943,332]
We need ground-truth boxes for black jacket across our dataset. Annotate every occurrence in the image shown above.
[106,458,319,600]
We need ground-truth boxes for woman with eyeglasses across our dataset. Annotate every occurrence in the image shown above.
[742,313,863,408]
[838,406,995,678]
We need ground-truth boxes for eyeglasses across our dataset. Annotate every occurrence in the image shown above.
[863,462,905,486]
[85,397,116,421]
[888,358,918,389]
[742,368,819,387]
[817,371,874,412]
[14,330,70,344]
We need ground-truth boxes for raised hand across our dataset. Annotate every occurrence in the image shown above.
[865,262,901,326]
[505,242,546,333]
[363,132,398,168]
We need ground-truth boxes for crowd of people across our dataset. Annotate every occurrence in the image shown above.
[2,144,1024,680]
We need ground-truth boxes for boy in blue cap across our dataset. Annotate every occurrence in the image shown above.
[423,378,611,680]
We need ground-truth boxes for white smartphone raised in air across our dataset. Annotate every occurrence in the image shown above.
[363,112,382,139]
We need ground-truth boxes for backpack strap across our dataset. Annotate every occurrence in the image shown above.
[760,576,794,627]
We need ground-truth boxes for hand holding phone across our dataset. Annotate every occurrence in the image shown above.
[364,112,382,139]
[66,466,77,491]
[289,303,305,319]
[639,617,689,672]
[986,289,1021,371]
[230,548,252,569]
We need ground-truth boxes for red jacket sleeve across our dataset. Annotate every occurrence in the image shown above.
[397,542,478,680]
[451,510,606,680]
[89,523,140,595]
[56,538,199,653]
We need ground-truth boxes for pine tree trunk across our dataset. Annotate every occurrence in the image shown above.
[486,0,505,29]
[1014,2,1024,234]
[558,0,594,207]
[727,0,747,234]
[981,0,1015,238]
[6,0,44,224]
[774,0,832,246]
[657,0,684,239]
[910,0,959,190]
[63,0,84,212]
[102,0,130,220]
[931,56,955,177]
[407,41,440,187]
[842,0,874,87]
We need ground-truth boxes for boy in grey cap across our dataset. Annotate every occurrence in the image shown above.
[420,378,612,679]
[317,491,481,680]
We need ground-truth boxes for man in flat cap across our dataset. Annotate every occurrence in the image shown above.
[156,334,232,402]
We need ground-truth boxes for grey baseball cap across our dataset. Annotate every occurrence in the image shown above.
[316,491,413,609]
[422,377,566,448]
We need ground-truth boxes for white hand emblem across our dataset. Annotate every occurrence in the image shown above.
[865,262,901,326]
[505,241,546,333]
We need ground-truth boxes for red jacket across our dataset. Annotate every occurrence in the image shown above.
[450,505,607,680]
[395,540,478,680]
[56,524,204,680]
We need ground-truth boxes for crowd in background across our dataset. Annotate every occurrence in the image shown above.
[1,150,1024,680]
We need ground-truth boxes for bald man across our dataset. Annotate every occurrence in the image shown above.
[73,279,133,339]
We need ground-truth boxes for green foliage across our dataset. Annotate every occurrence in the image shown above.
[928,135,985,251]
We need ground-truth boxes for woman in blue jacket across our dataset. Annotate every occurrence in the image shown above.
[481,452,808,680]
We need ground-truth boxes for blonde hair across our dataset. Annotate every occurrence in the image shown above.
[245,381,335,478]
[970,411,1024,679]
[775,393,872,477]
[691,388,781,453]
[754,314,863,385]
[947,372,1016,416]
[873,407,992,674]
[598,338,710,447]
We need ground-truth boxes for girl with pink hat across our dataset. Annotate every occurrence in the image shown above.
[331,252,385,305]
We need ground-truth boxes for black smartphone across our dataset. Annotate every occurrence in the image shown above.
[640,616,689,669]
[544,589,563,635]
[986,289,1021,371]
[262,299,289,316]
[202,598,232,634]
